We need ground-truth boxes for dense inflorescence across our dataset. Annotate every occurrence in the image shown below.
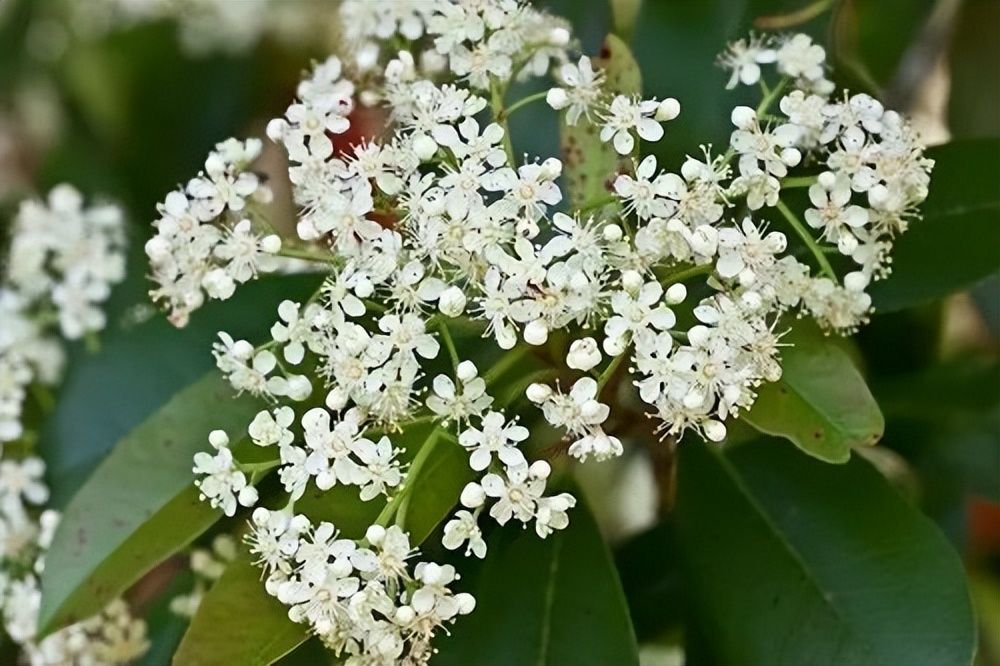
[0,186,148,665]
[144,2,933,663]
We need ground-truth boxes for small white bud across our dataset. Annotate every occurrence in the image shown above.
[455,592,477,614]
[655,97,681,122]
[438,285,467,317]
[524,320,549,345]
[546,87,569,110]
[731,106,757,129]
[566,338,602,371]
[781,147,802,167]
[208,430,229,448]
[844,271,870,292]
[602,335,627,357]
[526,383,552,403]
[602,224,623,242]
[265,118,288,143]
[621,270,643,294]
[529,460,551,479]
[549,27,571,46]
[456,360,478,382]
[665,283,687,304]
[365,525,386,546]
[260,234,281,254]
[817,171,837,189]
[460,482,486,508]
[703,420,727,442]
[395,606,416,625]
[325,387,348,411]
[412,133,438,161]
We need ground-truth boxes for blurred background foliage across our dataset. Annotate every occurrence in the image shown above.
[0,0,997,664]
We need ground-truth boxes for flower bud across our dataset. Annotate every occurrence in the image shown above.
[602,224,623,242]
[621,270,643,294]
[438,285,467,317]
[655,97,681,122]
[731,106,756,129]
[460,482,486,508]
[365,524,386,546]
[844,271,870,292]
[546,87,569,110]
[456,360,478,382]
[524,320,549,345]
[526,383,552,403]
[208,430,229,448]
[566,337,602,371]
[703,420,727,442]
[412,133,438,161]
[665,283,687,304]
[260,234,282,254]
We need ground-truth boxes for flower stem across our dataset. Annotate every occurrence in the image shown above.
[483,344,532,386]
[659,262,713,285]
[781,175,819,189]
[776,199,837,280]
[490,81,517,166]
[393,428,442,528]
[757,77,789,117]
[276,246,336,264]
[596,352,627,393]
[501,90,548,119]
[437,319,460,371]
[576,194,619,215]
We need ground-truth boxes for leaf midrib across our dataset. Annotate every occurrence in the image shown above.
[711,449,879,664]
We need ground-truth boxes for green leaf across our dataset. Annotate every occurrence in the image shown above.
[38,373,261,635]
[560,33,641,211]
[433,498,639,666]
[173,557,308,666]
[614,521,685,642]
[871,139,1000,311]
[676,439,976,666]
[744,322,884,463]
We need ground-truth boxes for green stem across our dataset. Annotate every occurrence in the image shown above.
[490,81,517,166]
[757,77,789,117]
[437,320,460,371]
[781,175,819,189]
[483,344,532,385]
[237,460,281,474]
[501,90,548,119]
[776,199,836,280]
[277,246,337,264]
[596,352,627,393]
[393,429,442,528]
[659,262,713,285]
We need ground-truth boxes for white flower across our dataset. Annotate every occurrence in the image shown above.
[566,337,602,371]
[479,460,551,525]
[547,56,605,125]
[599,95,664,155]
[442,510,487,558]
[729,107,801,178]
[192,430,257,517]
[716,217,787,286]
[805,172,869,254]
[534,493,577,537]
[248,406,295,448]
[458,411,528,472]
[426,361,492,425]
[604,281,676,352]
[614,155,678,220]
[529,377,610,437]
[717,35,776,88]
[775,33,826,81]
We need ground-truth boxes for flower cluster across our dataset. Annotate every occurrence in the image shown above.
[2,185,126,445]
[0,185,146,664]
[69,0,333,56]
[149,1,934,659]
[145,138,280,327]
[247,511,474,664]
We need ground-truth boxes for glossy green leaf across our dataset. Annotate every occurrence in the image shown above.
[173,557,308,666]
[38,373,261,635]
[433,498,639,666]
[744,322,884,463]
[675,439,976,666]
[560,33,641,210]
[871,139,1000,311]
